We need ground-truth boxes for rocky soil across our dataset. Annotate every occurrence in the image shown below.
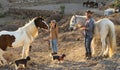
[0,12,119,70]
[0,0,120,70]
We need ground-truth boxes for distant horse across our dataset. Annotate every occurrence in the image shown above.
[83,1,89,7]
[0,17,49,65]
[104,8,115,16]
[89,1,98,8]
[93,2,98,8]
[69,15,116,58]
[83,1,98,8]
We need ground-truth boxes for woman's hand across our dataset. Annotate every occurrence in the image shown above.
[80,26,87,30]
[43,38,49,41]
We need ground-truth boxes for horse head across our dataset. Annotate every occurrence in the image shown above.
[34,16,49,29]
[69,15,77,31]
[69,15,86,31]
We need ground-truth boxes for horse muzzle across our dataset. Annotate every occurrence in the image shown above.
[69,27,74,31]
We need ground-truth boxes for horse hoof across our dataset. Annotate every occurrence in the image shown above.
[97,56,103,60]
[0,60,8,65]
[98,54,102,57]
[103,55,109,58]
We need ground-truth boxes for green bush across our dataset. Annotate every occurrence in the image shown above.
[59,5,65,15]
[114,0,120,8]
[0,13,5,18]
[110,4,115,8]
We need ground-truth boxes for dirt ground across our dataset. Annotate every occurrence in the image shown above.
[0,12,119,70]
[0,0,119,69]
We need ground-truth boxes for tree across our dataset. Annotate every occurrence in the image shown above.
[114,0,120,8]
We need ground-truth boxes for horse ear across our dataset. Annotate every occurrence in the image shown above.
[34,16,44,21]
[34,16,44,23]
[73,15,76,18]
[73,12,77,17]
[38,16,44,21]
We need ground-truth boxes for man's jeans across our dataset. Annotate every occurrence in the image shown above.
[85,35,93,56]
[50,39,58,53]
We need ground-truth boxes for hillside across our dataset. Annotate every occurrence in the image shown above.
[0,0,120,70]
[0,12,119,70]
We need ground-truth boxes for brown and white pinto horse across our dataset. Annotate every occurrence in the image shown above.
[0,17,49,65]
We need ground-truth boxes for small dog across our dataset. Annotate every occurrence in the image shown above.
[52,54,66,63]
[15,56,30,69]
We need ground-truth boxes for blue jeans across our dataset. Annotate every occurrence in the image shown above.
[50,39,58,53]
[85,35,93,56]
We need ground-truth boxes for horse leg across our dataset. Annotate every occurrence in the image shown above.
[0,49,7,65]
[25,45,30,57]
[91,37,96,56]
[103,37,109,57]
[109,33,116,57]
[99,33,108,57]
[109,39,113,57]
[0,55,7,65]
[99,38,106,57]
[22,44,30,58]
[99,25,109,57]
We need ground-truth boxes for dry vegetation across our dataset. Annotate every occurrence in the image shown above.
[0,12,119,70]
[0,0,120,70]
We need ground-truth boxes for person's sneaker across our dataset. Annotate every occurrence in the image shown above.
[85,55,92,60]
[86,56,91,60]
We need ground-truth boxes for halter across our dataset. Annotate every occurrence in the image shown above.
[42,20,49,29]
[74,15,77,24]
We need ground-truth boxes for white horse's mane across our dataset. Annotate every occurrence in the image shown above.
[74,15,86,18]
[95,18,110,24]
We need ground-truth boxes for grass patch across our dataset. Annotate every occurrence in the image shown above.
[0,13,5,18]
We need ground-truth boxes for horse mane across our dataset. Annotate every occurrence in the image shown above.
[17,18,35,30]
[17,18,38,38]
[71,15,86,21]
[75,15,86,24]
[74,15,86,18]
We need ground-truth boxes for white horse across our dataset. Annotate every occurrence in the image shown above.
[69,15,116,58]
[104,8,115,16]
[0,17,49,65]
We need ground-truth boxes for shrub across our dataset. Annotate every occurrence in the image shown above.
[0,13,5,18]
[114,0,120,8]
[59,5,65,15]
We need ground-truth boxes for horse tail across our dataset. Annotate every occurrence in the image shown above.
[109,22,116,57]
